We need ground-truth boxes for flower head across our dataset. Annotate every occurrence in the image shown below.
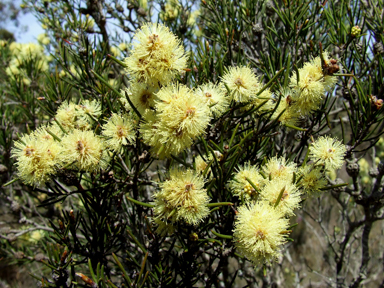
[55,102,78,130]
[309,136,346,170]
[358,158,372,185]
[195,82,229,117]
[76,99,102,121]
[141,84,211,158]
[5,42,50,84]
[153,168,210,226]
[233,201,289,265]
[229,163,264,200]
[121,82,158,115]
[124,23,188,86]
[60,129,106,172]
[11,133,62,186]
[221,66,259,103]
[140,110,162,145]
[242,87,272,114]
[259,179,302,216]
[298,165,327,195]
[290,53,338,115]
[33,124,64,142]
[37,33,50,45]
[55,100,101,131]
[102,113,136,152]
[187,10,200,26]
[262,156,297,182]
[110,46,121,57]
[270,89,302,126]
[156,84,210,137]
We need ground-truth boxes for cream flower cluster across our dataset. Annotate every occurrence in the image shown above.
[231,148,344,265]
[152,168,210,235]
[55,100,101,131]
[218,52,339,127]
[160,0,201,28]
[12,128,63,186]
[140,84,212,158]
[289,52,337,115]
[124,23,337,159]
[230,157,302,216]
[260,53,338,127]
[309,136,346,171]
[124,22,188,86]
[11,123,105,186]
[11,98,138,187]
[234,202,290,265]
[122,23,229,159]
[5,42,51,85]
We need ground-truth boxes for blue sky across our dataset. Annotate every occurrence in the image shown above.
[10,12,44,43]
[3,0,44,43]
[6,1,198,44]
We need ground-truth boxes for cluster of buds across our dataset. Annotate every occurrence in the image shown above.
[351,25,361,37]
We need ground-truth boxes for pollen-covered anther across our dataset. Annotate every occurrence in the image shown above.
[138,58,147,66]
[116,126,124,138]
[140,93,151,105]
[24,147,35,157]
[234,77,245,87]
[76,140,85,153]
[185,183,194,192]
[175,127,184,137]
[185,107,196,117]
[148,33,159,44]
[256,230,266,240]
[205,92,212,98]
[42,135,52,141]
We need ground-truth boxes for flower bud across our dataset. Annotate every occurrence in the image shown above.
[189,233,199,241]
[351,25,361,37]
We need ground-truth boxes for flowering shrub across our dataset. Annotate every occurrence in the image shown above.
[0,0,384,287]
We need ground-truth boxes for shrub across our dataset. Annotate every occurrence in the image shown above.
[0,0,383,287]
